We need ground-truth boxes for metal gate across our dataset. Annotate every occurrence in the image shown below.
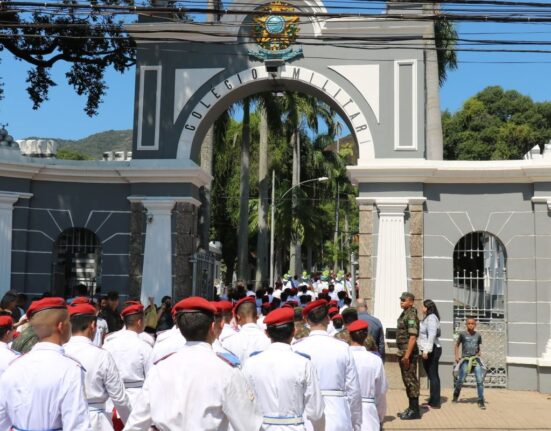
[52,228,101,297]
[190,251,217,299]
[453,231,507,387]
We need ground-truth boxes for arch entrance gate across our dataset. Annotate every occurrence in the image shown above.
[127,0,440,329]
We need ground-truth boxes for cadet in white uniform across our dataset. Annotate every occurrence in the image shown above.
[292,299,362,431]
[0,297,91,431]
[71,297,109,347]
[218,300,239,342]
[0,315,18,379]
[348,320,387,431]
[103,302,152,409]
[124,297,263,431]
[243,307,325,431]
[222,297,270,365]
[64,302,132,430]
[151,325,186,363]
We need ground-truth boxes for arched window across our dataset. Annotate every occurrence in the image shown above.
[453,231,507,387]
[453,232,507,321]
[52,228,102,298]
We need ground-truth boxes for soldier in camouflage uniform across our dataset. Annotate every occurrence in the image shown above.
[293,307,310,340]
[338,308,379,353]
[396,291,421,420]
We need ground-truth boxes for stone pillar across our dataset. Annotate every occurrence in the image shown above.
[374,199,409,333]
[409,201,425,308]
[358,204,374,312]
[174,202,198,300]
[0,192,32,298]
[128,202,145,300]
[139,199,176,305]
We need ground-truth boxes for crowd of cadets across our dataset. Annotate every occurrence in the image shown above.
[0,280,388,431]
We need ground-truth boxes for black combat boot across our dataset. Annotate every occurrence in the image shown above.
[452,389,460,403]
[400,398,421,420]
[397,398,412,418]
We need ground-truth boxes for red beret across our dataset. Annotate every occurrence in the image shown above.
[331,314,343,321]
[233,296,256,315]
[71,296,91,305]
[218,301,234,313]
[69,303,97,317]
[124,300,142,306]
[302,299,328,318]
[210,301,223,315]
[0,315,13,328]
[329,300,338,306]
[27,297,67,319]
[264,307,294,326]
[348,319,369,333]
[174,297,216,315]
[322,289,329,294]
[261,302,271,310]
[120,303,144,318]
[328,306,339,315]
[290,288,298,295]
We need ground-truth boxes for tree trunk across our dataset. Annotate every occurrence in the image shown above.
[255,106,269,288]
[306,245,313,275]
[199,125,214,251]
[237,98,250,282]
[289,130,302,276]
[425,6,444,160]
[333,181,340,273]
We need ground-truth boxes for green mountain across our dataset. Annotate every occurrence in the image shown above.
[24,129,133,160]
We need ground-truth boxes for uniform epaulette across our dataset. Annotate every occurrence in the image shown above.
[294,351,311,360]
[154,351,176,365]
[65,354,86,371]
[249,350,263,358]
[216,352,241,368]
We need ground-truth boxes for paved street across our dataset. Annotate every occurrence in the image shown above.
[384,387,551,430]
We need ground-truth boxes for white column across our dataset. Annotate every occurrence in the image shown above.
[374,199,409,334]
[0,193,24,297]
[140,199,176,305]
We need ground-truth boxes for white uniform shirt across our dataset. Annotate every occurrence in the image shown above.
[0,342,91,431]
[103,329,152,407]
[64,335,132,427]
[93,317,109,347]
[292,330,362,431]
[257,315,266,331]
[350,346,387,431]
[123,341,264,431]
[243,342,325,431]
[222,323,270,365]
[220,323,238,343]
[151,326,186,363]
[0,341,18,379]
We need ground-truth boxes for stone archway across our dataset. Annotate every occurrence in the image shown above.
[176,65,376,163]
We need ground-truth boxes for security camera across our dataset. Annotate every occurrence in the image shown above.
[265,59,284,75]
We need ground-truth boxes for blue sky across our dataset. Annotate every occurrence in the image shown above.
[1,16,551,139]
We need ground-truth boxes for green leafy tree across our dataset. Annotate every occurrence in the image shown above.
[0,2,137,115]
[56,148,92,160]
[443,86,551,160]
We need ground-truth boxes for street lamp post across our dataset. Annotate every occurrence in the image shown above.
[269,174,329,287]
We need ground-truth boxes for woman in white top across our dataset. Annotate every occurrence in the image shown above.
[417,299,441,408]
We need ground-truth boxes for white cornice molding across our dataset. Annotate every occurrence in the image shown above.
[531,197,551,210]
[128,196,202,207]
[357,197,427,206]
[348,159,551,184]
[0,159,212,187]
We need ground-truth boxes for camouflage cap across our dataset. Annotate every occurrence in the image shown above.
[400,291,415,300]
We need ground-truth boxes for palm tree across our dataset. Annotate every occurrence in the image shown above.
[425,3,458,160]
[237,97,251,282]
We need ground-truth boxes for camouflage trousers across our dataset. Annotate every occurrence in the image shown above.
[398,349,420,398]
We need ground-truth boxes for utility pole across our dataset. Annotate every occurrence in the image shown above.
[269,170,275,287]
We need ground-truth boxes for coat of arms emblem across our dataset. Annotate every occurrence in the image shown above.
[249,2,303,61]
